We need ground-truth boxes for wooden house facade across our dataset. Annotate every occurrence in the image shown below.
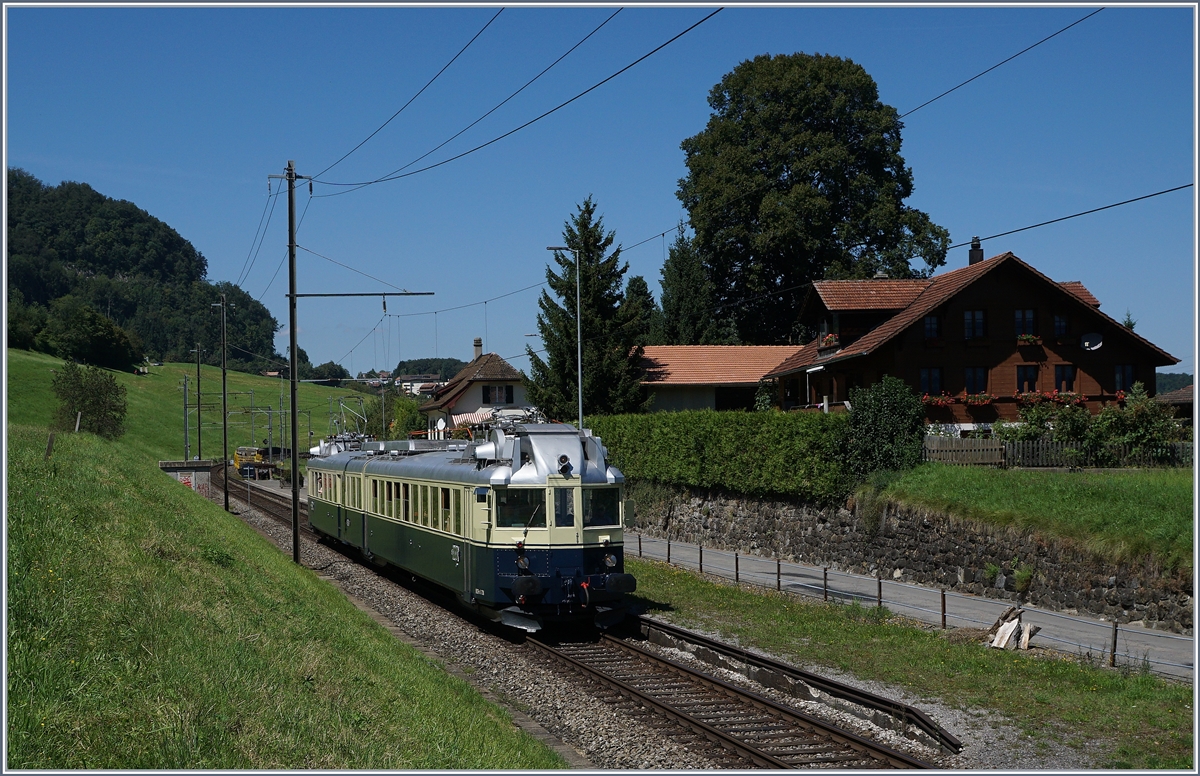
[765,250,1178,429]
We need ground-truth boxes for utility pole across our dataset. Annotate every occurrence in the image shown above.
[191,344,204,459]
[212,294,231,512]
[183,376,190,460]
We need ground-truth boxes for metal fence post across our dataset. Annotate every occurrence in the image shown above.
[823,567,829,601]
[734,553,739,583]
[941,589,947,629]
[877,575,882,608]
[1110,620,1119,668]
[776,558,781,591]
[699,544,703,574]
[638,533,642,557]
[667,539,671,565]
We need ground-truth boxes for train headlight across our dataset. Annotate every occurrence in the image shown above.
[516,555,529,570]
[604,553,617,568]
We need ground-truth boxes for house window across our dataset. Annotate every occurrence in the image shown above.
[1054,314,1069,337]
[919,367,943,395]
[924,315,940,339]
[482,385,514,405]
[964,310,986,339]
[1115,364,1135,392]
[1017,365,1038,393]
[1014,309,1035,336]
[1054,364,1076,392]
[965,367,987,395]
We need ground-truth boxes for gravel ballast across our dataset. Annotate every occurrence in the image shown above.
[227,495,1104,769]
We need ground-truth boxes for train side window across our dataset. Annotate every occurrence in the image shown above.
[385,481,393,517]
[554,488,575,528]
[441,488,451,532]
[421,485,430,526]
[402,483,409,521]
[454,489,462,535]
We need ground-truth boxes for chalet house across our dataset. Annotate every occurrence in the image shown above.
[765,246,1179,429]
[419,338,527,436]
[1155,384,1193,425]
[640,345,802,411]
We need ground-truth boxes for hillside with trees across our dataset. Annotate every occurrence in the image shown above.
[7,168,285,373]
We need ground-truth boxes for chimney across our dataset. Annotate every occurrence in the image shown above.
[473,337,483,360]
[968,236,983,265]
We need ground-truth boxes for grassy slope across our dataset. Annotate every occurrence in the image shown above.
[6,349,562,768]
[6,348,374,465]
[628,558,1193,769]
[6,424,563,769]
[884,463,1194,570]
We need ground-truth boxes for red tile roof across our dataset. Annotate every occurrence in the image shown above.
[1058,281,1101,308]
[1155,384,1193,405]
[640,346,803,386]
[812,279,930,311]
[767,252,1175,378]
[419,353,522,412]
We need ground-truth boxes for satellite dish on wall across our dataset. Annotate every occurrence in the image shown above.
[436,418,447,430]
[1080,332,1104,351]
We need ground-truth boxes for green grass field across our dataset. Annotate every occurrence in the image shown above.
[627,558,1193,769]
[6,423,563,769]
[885,463,1194,570]
[7,348,373,466]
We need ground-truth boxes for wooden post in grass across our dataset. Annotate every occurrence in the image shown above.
[667,539,671,564]
[823,567,829,601]
[74,411,81,432]
[699,544,703,574]
[776,558,781,591]
[1110,620,1118,667]
[45,433,55,460]
[941,589,947,629]
[638,533,642,557]
[877,575,882,608]
[734,553,739,583]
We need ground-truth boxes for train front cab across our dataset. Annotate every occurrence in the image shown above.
[481,477,635,631]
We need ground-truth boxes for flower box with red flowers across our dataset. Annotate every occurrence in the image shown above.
[1047,390,1087,406]
[1016,334,1043,345]
[963,393,997,406]
[922,392,956,407]
[820,333,840,348]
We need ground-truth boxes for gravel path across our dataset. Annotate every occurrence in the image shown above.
[224,495,1104,770]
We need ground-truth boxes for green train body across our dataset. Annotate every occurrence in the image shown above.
[306,422,635,631]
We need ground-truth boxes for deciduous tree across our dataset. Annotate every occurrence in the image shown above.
[677,53,949,344]
[51,361,128,440]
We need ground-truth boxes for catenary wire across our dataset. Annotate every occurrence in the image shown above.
[257,190,314,301]
[899,8,1104,119]
[323,9,624,199]
[297,245,412,293]
[313,8,722,191]
[236,188,280,288]
[312,8,504,180]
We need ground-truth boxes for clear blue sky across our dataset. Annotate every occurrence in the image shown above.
[5,5,1196,375]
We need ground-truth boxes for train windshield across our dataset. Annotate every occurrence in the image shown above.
[582,487,621,527]
[494,488,546,529]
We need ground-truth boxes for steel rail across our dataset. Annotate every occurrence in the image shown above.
[603,634,934,769]
[636,616,962,753]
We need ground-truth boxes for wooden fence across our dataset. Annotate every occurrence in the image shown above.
[923,438,1193,468]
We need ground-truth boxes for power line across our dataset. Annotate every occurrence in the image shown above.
[385,280,546,318]
[321,9,624,200]
[956,183,1193,248]
[296,245,412,293]
[900,8,1104,119]
[313,8,723,191]
[238,187,283,287]
[257,191,313,301]
[312,8,505,180]
[336,313,388,366]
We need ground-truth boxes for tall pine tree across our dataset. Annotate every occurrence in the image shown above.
[525,198,648,422]
[658,225,736,345]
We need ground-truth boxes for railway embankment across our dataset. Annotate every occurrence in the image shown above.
[6,423,565,769]
[627,478,1193,634]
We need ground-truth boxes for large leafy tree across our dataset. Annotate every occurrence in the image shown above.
[677,53,949,344]
[51,361,128,440]
[525,198,648,421]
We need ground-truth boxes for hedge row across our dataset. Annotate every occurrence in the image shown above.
[587,410,851,504]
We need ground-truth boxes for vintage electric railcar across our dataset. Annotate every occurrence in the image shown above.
[306,421,636,631]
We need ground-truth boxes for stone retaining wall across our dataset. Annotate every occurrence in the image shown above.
[627,481,1193,634]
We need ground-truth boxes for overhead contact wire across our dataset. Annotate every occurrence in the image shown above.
[314,8,722,190]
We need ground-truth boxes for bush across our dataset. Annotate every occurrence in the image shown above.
[50,361,128,440]
[36,296,141,371]
[588,409,850,503]
[846,376,925,479]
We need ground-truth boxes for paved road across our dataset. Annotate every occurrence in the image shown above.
[627,532,1194,682]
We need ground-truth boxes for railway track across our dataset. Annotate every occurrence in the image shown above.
[528,633,934,769]
[210,466,316,538]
